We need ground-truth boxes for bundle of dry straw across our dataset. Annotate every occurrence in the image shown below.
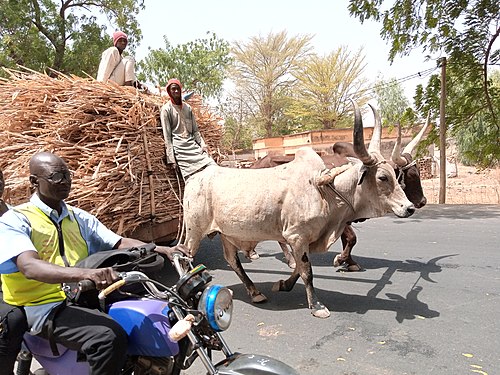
[0,68,224,239]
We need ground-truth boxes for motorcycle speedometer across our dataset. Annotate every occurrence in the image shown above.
[198,285,233,332]
[175,264,212,300]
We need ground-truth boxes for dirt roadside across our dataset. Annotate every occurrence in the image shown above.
[421,164,500,204]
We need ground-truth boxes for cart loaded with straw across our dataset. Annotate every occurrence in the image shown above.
[0,68,225,243]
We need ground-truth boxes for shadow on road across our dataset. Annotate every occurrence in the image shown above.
[177,238,453,323]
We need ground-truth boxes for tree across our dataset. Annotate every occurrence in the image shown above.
[0,0,144,76]
[217,91,258,152]
[138,32,232,99]
[415,63,500,167]
[373,75,415,127]
[230,30,313,137]
[349,0,499,165]
[287,47,371,130]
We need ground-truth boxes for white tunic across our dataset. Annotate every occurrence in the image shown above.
[96,47,136,85]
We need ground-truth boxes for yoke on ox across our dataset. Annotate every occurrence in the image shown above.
[182,102,415,318]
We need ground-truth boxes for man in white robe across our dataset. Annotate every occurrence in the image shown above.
[97,31,139,87]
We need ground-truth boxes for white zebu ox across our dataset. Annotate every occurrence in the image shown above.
[182,102,415,318]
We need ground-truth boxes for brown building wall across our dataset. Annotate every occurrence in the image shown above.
[252,126,425,160]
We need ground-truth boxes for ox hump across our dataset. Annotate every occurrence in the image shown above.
[293,147,325,171]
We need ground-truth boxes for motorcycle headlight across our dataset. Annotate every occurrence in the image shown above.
[198,285,233,332]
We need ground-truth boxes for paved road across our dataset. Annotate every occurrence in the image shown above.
[177,204,499,375]
[27,204,499,375]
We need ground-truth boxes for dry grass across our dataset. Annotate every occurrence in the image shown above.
[0,67,224,237]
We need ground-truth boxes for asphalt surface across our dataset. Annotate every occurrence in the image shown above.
[175,204,499,375]
[27,204,500,375]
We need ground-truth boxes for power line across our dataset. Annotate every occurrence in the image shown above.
[358,66,439,96]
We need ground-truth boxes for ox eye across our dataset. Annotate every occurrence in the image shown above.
[379,175,389,182]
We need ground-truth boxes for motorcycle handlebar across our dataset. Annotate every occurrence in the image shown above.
[96,271,153,300]
[77,279,96,292]
[98,279,126,300]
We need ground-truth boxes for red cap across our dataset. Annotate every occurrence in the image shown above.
[166,78,182,91]
[113,31,128,46]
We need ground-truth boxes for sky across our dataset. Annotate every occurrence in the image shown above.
[133,0,440,102]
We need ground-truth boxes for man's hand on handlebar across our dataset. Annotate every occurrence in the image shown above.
[154,244,191,262]
[82,267,120,290]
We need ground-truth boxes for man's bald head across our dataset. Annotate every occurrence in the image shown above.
[29,152,72,209]
[29,152,67,176]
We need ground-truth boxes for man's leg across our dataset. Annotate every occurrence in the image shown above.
[39,304,127,375]
[0,301,28,375]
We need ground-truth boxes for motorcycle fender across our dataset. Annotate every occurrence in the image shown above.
[214,353,300,375]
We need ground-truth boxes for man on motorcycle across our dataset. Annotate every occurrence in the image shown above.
[0,152,188,375]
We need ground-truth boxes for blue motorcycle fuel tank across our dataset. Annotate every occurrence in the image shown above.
[108,299,179,357]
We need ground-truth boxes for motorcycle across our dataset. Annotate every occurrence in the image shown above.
[16,245,299,375]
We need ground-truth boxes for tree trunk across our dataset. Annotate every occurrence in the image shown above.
[52,44,65,73]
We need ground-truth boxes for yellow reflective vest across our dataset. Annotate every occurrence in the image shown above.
[1,203,89,306]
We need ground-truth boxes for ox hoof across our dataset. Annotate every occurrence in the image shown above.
[333,255,362,271]
[333,254,342,267]
[346,264,362,272]
[246,250,260,260]
[311,302,330,318]
[251,293,267,303]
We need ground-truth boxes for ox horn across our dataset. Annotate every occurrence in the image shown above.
[402,111,431,156]
[391,122,408,167]
[367,103,381,153]
[351,99,376,165]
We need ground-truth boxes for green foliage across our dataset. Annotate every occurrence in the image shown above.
[63,22,110,77]
[0,0,144,75]
[451,69,500,166]
[287,47,372,130]
[217,94,257,151]
[349,0,499,166]
[220,116,253,152]
[415,62,500,167]
[373,76,411,126]
[138,32,232,99]
[454,114,500,166]
[230,30,313,137]
[348,0,499,64]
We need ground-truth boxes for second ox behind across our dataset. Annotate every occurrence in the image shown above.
[182,101,415,318]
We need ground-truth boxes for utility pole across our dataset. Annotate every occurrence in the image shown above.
[439,57,447,204]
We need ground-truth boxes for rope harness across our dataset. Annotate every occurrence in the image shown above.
[320,160,387,213]
[395,159,417,190]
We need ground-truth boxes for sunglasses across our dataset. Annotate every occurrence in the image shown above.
[37,171,73,184]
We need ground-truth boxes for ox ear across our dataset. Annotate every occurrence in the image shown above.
[358,165,369,185]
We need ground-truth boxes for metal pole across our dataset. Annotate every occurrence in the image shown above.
[439,57,447,204]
